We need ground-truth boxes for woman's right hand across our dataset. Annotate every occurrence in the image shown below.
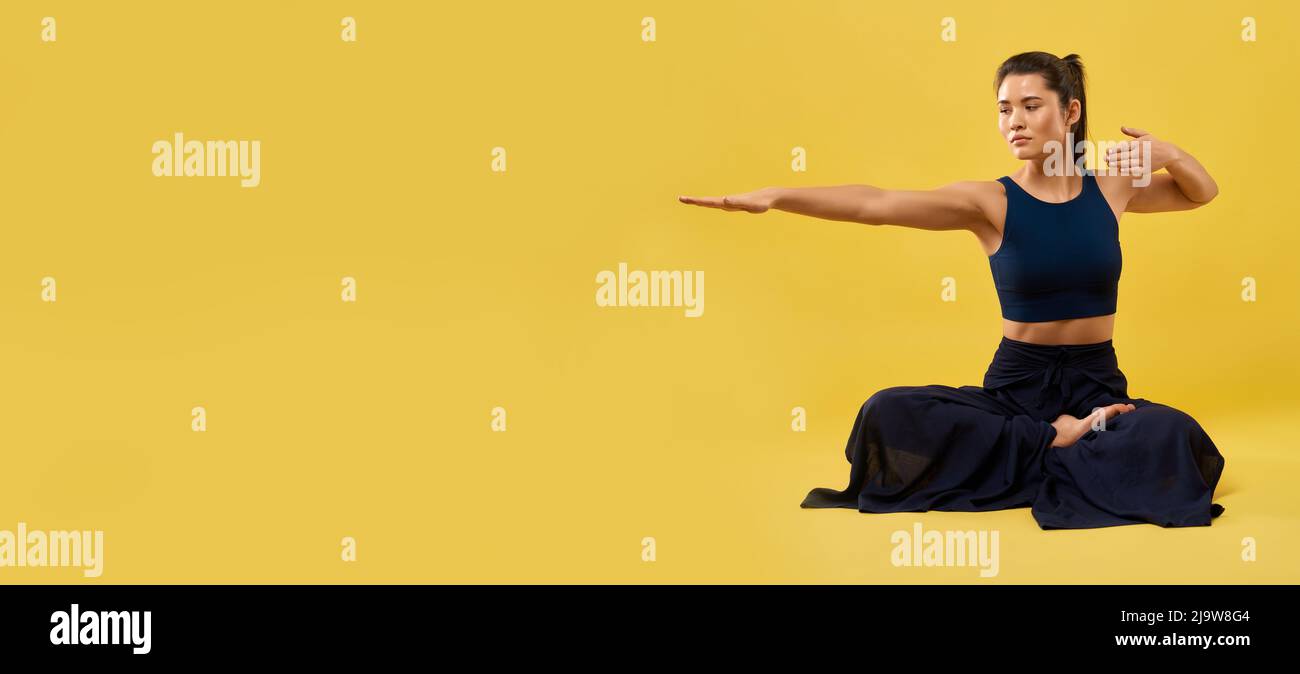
[678,187,781,213]
[1050,403,1137,448]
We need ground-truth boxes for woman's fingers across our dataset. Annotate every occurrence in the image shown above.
[1106,140,1142,159]
[1106,140,1147,173]
[679,195,721,207]
[1088,403,1137,428]
[1095,402,1134,416]
[678,194,764,212]
[1070,403,1135,434]
[679,195,742,210]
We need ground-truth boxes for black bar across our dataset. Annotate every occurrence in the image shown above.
[0,584,1287,660]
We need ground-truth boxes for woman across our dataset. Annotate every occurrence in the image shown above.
[678,51,1225,529]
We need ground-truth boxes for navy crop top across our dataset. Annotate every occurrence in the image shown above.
[988,169,1122,322]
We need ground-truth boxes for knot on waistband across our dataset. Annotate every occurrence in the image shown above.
[983,337,1124,404]
[1033,347,1072,409]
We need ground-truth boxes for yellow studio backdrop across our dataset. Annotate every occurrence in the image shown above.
[0,0,1295,584]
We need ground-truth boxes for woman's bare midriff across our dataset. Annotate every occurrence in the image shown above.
[1002,313,1115,345]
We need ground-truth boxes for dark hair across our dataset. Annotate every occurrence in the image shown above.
[994,51,1088,168]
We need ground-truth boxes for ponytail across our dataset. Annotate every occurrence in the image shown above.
[1059,53,1088,167]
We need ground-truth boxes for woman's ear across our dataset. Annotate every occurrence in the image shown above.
[1066,99,1081,126]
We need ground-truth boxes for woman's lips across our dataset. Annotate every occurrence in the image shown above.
[1012,138,1030,145]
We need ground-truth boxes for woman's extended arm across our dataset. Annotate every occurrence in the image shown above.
[679,181,990,232]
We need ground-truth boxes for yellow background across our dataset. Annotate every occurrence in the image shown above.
[0,0,1295,583]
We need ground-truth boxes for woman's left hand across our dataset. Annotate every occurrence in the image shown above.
[1105,126,1182,176]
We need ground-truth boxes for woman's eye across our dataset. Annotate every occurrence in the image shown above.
[1027,106,1039,111]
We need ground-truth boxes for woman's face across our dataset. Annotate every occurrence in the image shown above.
[997,73,1080,161]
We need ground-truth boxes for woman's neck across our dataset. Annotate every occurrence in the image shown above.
[1016,159,1086,200]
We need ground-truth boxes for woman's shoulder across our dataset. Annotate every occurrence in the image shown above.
[927,179,1011,203]
[973,177,1013,204]
[950,178,1013,196]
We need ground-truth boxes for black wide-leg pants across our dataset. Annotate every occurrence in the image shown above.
[801,336,1226,529]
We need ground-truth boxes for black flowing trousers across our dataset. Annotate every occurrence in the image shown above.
[801,336,1226,529]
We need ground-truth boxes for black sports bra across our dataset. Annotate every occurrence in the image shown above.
[988,170,1122,322]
